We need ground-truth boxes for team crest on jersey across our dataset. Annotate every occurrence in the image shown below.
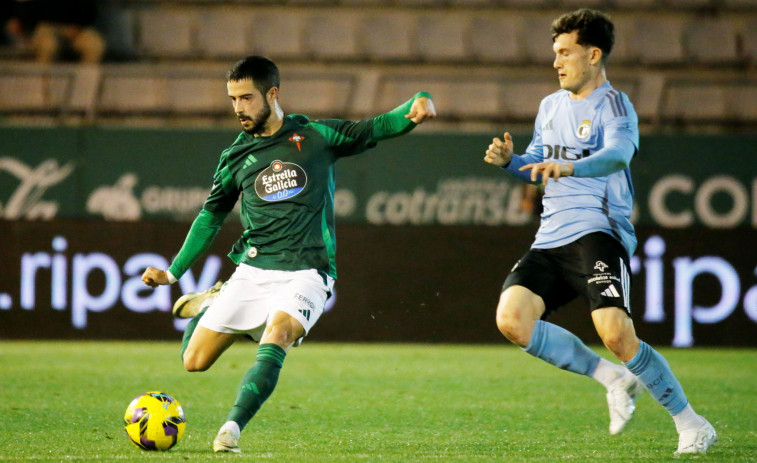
[254,160,307,201]
[576,120,592,139]
[289,133,305,151]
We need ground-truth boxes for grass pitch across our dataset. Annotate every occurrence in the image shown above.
[0,341,754,462]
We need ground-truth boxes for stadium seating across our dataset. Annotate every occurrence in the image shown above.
[466,14,520,64]
[632,16,687,65]
[683,18,740,65]
[359,12,417,61]
[248,9,308,60]
[303,12,362,61]
[414,13,470,62]
[661,80,757,123]
[0,73,68,111]
[516,14,560,65]
[136,9,195,58]
[0,1,755,131]
[195,8,252,59]
[661,82,729,122]
[605,0,658,8]
[742,23,757,62]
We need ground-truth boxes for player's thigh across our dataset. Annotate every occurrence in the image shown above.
[259,310,307,351]
[501,249,572,318]
[264,269,332,345]
[198,265,275,339]
[497,285,546,322]
[183,326,241,371]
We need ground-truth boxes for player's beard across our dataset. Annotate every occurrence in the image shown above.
[239,100,272,135]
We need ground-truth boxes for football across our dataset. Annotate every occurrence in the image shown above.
[123,391,186,451]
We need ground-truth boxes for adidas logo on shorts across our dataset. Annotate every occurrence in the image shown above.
[601,284,621,298]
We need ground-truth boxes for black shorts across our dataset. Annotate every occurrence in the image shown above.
[502,232,632,317]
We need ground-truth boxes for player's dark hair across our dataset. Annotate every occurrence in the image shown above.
[551,9,614,62]
[226,56,280,95]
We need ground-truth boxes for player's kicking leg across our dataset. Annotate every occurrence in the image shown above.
[172,280,227,364]
[593,307,717,455]
[497,285,642,434]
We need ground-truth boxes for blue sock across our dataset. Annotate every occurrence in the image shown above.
[524,320,601,376]
[624,341,688,416]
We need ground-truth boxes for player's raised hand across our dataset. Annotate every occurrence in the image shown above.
[142,266,171,287]
[405,97,436,124]
[484,132,514,167]
[519,161,574,184]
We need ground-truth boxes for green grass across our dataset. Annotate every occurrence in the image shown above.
[0,342,754,462]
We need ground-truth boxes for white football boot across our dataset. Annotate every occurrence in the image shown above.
[606,369,645,435]
[172,280,223,319]
[213,421,241,453]
[675,417,717,455]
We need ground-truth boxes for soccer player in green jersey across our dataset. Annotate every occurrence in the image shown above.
[141,56,436,453]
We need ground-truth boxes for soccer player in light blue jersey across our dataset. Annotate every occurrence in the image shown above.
[484,9,716,455]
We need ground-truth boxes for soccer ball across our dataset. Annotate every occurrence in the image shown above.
[123,391,186,451]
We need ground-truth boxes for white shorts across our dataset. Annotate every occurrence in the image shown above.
[198,263,334,343]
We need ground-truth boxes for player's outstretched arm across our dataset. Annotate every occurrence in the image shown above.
[484,132,514,167]
[370,92,434,142]
[405,97,436,124]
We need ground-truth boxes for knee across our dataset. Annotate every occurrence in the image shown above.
[182,350,211,372]
[600,331,624,354]
[261,324,293,347]
[260,313,304,349]
[600,332,639,362]
[496,306,532,347]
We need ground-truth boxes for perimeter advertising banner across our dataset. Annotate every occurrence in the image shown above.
[0,221,754,346]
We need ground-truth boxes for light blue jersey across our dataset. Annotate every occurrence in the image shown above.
[504,82,640,257]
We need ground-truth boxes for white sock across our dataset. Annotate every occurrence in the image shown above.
[672,404,703,433]
[592,358,626,389]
